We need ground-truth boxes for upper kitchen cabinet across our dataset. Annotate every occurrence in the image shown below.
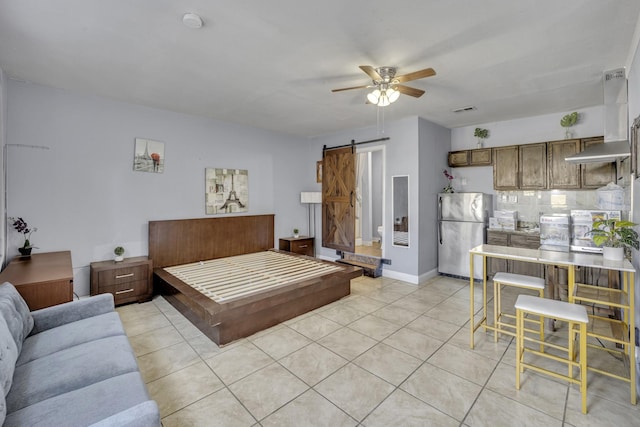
[448,148,492,167]
[493,145,519,190]
[519,143,547,189]
[547,139,581,189]
[448,150,469,167]
[580,137,616,188]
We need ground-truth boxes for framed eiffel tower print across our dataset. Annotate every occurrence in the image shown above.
[205,168,249,214]
[133,138,165,173]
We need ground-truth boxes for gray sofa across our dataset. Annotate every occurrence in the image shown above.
[0,281,160,426]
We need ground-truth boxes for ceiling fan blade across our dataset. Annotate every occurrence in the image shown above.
[359,65,382,81]
[395,67,436,83]
[331,85,370,92]
[396,85,425,98]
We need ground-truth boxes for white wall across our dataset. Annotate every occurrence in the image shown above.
[6,80,311,296]
[0,69,6,267]
[418,117,451,278]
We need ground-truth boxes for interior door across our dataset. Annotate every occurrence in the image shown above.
[322,146,356,253]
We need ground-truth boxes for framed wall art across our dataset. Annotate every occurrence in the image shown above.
[205,168,249,214]
[133,138,165,173]
[633,115,640,179]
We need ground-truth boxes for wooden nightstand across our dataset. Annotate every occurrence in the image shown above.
[90,256,153,306]
[279,236,315,256]
[0,251,73,310]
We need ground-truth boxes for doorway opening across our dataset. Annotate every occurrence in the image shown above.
[354,146,385,259]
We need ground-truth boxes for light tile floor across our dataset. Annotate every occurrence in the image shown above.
[117,275,640,426]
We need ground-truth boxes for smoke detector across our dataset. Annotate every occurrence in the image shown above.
[182,13,203,29]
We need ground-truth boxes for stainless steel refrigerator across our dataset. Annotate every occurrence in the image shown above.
[438,193,492,279]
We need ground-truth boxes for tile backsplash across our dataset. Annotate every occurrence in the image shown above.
[496,190,601,225]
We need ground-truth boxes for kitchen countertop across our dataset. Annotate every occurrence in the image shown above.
[470,244,634,272]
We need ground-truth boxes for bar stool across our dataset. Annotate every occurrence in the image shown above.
[493,272,545,343]
[515,295,589,414]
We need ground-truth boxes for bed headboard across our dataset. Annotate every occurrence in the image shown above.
[149,214,275,268]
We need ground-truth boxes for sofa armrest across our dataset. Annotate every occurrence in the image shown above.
[30,293,115,335]
[88,401,161,427]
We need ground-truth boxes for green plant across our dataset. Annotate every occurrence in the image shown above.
[474,128,489,139]
[114,246,125,256]
[9,217,37,248]
[293,228,299,234]
[560,112,578,128]
[588,219,639,249]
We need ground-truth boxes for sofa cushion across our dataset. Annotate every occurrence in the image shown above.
[17,311,125,366]
[0,282,34,354]
[3,372,158,427]
[0,314,19,396]
[6,335,140,413]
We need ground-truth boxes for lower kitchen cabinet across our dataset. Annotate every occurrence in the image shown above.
[486,230,544,279]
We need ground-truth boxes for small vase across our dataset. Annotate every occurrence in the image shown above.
[476,139,483,148]
[114,255,124,262]
[564,128,572,139]
[602,246,623,261]
[18,247,32,257]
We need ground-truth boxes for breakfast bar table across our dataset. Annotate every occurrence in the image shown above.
[468,244,636,404]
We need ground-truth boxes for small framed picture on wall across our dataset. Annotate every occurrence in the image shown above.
[133,138,165,173]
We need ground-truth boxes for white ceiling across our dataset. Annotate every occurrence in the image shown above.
[1,1,639,138]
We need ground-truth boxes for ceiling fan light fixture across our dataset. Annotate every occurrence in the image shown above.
[387,87,400,103]
[367,89,381,104]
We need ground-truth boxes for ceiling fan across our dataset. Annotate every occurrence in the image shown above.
[332,65,436,106]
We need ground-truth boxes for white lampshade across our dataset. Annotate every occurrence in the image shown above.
[387,87,400,103]
[301,191,322,204]
[367,89,381,104]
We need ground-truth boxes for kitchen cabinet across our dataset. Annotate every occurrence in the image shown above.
[447,150,469,167]
[486,230,544,279]
[447,148,492,167]
[519,143,547,189]
[469,148,492,166]
[547,139,581,189]
[492,146,519,190]
[580,137,616,188]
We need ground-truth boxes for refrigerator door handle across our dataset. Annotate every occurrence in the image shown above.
[438,196,442,220]
[439,221,443,245]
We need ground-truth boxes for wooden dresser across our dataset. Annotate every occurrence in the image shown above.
[90,256,153,306]
[0,251,74,310]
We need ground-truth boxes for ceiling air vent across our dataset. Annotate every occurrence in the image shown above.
[452,106,477,113]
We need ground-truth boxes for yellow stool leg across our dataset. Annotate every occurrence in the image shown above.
[493,281,499,342]
[538,289,545,352]
[515,307,522,389]
[579,322,587,414]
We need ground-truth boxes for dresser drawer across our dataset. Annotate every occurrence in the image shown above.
[98,265,148,286]
[290,239,314,256]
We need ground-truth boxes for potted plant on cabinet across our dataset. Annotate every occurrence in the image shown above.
[588,219,639,261]
[560,112,578,139]
[9,217,37,257]
[114,246,125,262]
[473,128,489,148]
[293,228,300,238]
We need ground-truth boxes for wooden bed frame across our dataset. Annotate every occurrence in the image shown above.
[149,214,361,345]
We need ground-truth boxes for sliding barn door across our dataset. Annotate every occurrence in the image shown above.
[322,146,356,253]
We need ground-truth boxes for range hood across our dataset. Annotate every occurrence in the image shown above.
[565,68,630,164]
